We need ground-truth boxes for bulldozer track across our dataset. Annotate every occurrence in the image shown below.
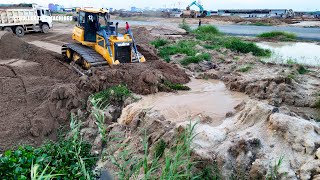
[61,43,108,67]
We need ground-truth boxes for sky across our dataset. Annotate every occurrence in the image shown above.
[6,0,320,11]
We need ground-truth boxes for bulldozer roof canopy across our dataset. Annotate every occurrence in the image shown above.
[76,8,109,14]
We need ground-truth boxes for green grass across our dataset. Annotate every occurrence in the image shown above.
[155,25,270,64]
[158,40,197,62]
[108,123,204,179]
[266,155,287,180]
[315,97,320,109]
[154,139,167,159]
[164,80,191,90]
[90,84,131,107]
[249,22,272,26]
[151,38,169,48]
[192,25,222,42]
[107,122,218,179]
[297,65,310,74]
[238,64,253,72]
[0,115,97,179]
[192,25,220,35]
[224,38,271,57]
[257,31,297,41]
[179,19,192,32]
[192,25,271,57]
[286,59,297,65]
[180,53,211,66]
[287,73,296,81]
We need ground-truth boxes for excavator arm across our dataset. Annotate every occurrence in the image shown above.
[185,1,210,17]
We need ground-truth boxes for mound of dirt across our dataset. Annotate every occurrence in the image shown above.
[80,60,190,95]
[0,32,85,151]
[192,100,320,179]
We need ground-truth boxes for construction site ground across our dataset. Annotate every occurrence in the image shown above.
[1,22,320,179]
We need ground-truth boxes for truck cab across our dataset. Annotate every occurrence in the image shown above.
[35,6,53,29]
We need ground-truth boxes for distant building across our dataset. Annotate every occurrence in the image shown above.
[218,9,294,18]
[63,8,74,12]
[55,4,61,11]
[48,3,56,11]
[131,7,137,12]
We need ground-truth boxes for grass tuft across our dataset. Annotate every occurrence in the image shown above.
[238,64,253,72]
[107,122,212,179]
[297,65,309,75]
[158,40,197,62]
[249,22,272,26]
[90,84,131,107]
[257,31,297,41]
[225,38,271,57]
[179,19,192,32]
[151,38,169,48]
[180,53,211,66]
[164,80,191,91]
[192,25,220,35]
[154,139,166,159]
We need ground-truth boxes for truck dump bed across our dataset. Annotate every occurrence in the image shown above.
[0,5,38,26]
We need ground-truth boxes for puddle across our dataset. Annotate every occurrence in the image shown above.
[257,42,320,66]
[119,78,247,126]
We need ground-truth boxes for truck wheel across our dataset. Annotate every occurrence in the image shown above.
[41,24,49,33]
[15,26,25,37]
[4,27,13,33]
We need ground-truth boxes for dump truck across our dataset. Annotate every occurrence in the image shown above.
[0,4,53,37]
[61,8,145,74]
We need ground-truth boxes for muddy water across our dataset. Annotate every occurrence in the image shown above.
[120,78,247,126]
[257,42,320,66]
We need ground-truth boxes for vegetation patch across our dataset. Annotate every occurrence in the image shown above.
[257,31,297,41]
[315,97,320,109]
[164,80,191,91]
[158,40,197,62]
[90,84,131,107]
[192,25,270,57]
[249,22,272,26]
[150,38,169,48]
[224,38,271,57]
[180,53,211,66]
[286,59,297,65]
[0,116,97,179]
[192,25,220,35]
[107,122,220,179]
[296,65,310,74]
[179,19,192,33]
[238,64,253,72]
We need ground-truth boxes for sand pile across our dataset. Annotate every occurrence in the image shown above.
[81,60,189,95]
[0,32,85,151]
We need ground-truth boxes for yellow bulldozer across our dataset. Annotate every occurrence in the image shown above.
[61,8,145,73]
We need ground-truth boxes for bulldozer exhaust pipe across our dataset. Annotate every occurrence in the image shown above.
[116,22,119,36]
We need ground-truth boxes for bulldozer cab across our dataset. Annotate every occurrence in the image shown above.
[78,11,99,42]
[77,8,111,42]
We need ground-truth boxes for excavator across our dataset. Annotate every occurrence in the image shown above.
[181,1,211,18]
[61,8,145,74]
